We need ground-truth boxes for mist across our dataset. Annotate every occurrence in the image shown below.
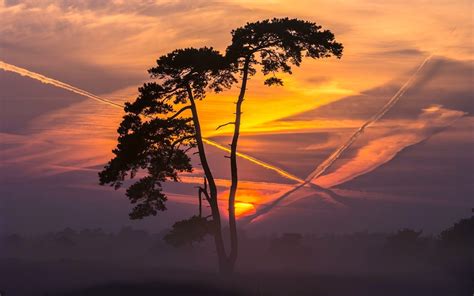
[1,215,472,295]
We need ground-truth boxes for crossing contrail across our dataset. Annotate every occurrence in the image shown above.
[204,138,346,205]
[246,54,434,223]
[0,60,311,186]
[306,54,433,182]
[2,55,433,224]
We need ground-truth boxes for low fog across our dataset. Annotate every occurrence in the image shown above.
[1,214,472,295]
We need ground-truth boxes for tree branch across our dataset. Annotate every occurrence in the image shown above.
[199,186,211,203]
[171,135,195,150]
[183,146,194,153]
[168,105,191,121]
[216,122,235,130]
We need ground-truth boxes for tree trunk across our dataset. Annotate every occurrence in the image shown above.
[227,57,251,272]
[186,85,228,274]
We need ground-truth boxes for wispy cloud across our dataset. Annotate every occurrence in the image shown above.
[315,106,466,188]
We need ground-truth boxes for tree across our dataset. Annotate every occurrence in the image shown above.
[223,17,343,271]
[99,18,343,275]
[164,215,214,247]
[439,216,474,249]
[99,47,236,273]
[438,216,473,274]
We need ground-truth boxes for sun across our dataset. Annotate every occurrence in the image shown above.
[234,201,256,217]
[218,189,263,218]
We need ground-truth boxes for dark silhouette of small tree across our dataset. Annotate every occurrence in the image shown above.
[99,47,236,273]
[164,215,214,247]
[222,17,343,271]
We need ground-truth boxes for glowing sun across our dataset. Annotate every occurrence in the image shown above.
[234,201,256,217]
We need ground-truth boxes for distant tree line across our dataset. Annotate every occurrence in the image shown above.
[3,216,472,279]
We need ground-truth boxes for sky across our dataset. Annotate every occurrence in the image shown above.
[0,0,473,235]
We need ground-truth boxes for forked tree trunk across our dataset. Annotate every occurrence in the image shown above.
[186,86,229,273]
[227,57,251,272]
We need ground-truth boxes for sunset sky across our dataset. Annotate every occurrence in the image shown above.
[0,0,472,235]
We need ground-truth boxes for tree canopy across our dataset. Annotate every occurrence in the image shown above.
[221,17,344,270]
[226,17,343,86]
[99,47,235,220]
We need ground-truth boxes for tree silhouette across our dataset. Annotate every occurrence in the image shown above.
[99,47,236,272]
[440,216,474,248]
[99,19,343,275]
[164,215,214,247]
[223,17,343,271]
[438,216,474,275]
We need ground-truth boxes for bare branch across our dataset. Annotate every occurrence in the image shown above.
[167,105,191,121]
[199,186,211,203]
[216,121,235,130]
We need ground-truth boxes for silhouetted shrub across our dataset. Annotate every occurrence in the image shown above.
[164,216,214,247]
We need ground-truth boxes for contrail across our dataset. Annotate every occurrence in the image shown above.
[204,138,343,204]
[306,54,433,182]
[202,138,303,183]
[246,54,433,223]
[0,61,124,109]
[0,60,311,186]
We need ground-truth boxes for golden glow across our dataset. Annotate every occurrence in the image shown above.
[1,0,472,224]
[0,60,307,184]
[199,73,357,136]
[218,189,278,219]
[234,201,256,217]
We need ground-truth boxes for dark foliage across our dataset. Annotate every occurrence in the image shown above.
[99,47,235,220]
[439,216,474,248]
[98,113,194,219]
[150,47,236,99]
[438,216,473,276]
[164,216,215,247]
[226,17,343,86]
